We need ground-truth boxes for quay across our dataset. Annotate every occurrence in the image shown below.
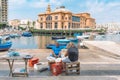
[83,41,120,59]
[0,46,120,79]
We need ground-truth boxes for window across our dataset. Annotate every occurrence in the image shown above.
[55,16,58,20]
[69,17,71,20]
[62,16,64,20]
[46,15,52,21]
[40,23,43,28]
[54,22,58,29]
[65,17,67,20]
[62,22,64,29]
[68,23,71,29]
[41,17,43,21]
[72,16,80,22]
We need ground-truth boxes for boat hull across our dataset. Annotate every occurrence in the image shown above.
[0,41,12,51]
[46,43,67,49]
[52,36,65,40]
[22,32,32,37]
[56,39,70,43]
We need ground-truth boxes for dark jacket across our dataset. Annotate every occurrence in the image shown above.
[68,47,79,62]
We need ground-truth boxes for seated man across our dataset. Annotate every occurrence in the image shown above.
[51,42,62,58]
[62,42,79,63]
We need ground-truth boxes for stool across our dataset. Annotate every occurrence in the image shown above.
[65,61,80,75]
[29,58,39,67]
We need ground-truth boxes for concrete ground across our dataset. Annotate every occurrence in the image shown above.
[0,48,120,80]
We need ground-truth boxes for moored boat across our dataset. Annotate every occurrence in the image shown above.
[46,43,67,49]
[69,38,78,42]
[0,40,12,51]
[51,36,65,40]
[22,32,32,37]
[56,39,70,43]
[76,35,90,39]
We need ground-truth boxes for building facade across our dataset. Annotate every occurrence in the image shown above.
[0,0,8,23]
[96,22,120,32]
[37,5,96,30]
[9,19,35,29]
[9,19,20,29]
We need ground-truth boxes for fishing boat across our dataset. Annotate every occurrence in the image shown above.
[0,39,12,51]
[69,38,78,42]
[76,35,90,39]
[56,39,70,43]
[9,33,21,38]
[46,43,67,49]
[51,36,65,40]
[73,32,83,37]
[22,32,32,37]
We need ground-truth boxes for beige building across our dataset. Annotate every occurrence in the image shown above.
[9,19,20,29]
[0,0,8,23]
[37,5,96,30]
[9,19,35,29]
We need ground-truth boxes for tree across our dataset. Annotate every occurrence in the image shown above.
[32,21,35,28]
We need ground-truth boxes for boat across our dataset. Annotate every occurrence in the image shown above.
[46,43,67,49]
[9,33,21,38]
[22,32,32,37]
[76,35,90,39]
[0,40,12,51]
[73,32,83,37]
[51,36,65,40]
[56,39,70,43]
[69,38,78,42]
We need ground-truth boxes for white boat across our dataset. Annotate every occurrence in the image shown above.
[76,35,90,39]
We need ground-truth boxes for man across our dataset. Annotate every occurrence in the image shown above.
[51,42,62,58]
[62,42,79,62]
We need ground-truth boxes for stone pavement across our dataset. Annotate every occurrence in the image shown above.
[0,76,118,80]
[0,48,120,80]
[83,41,120,59]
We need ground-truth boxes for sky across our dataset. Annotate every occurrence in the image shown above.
[8,0,120,24]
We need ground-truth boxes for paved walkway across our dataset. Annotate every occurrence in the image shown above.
[0,76,118,80]
[0,48,120,80]
[83,41,120,59]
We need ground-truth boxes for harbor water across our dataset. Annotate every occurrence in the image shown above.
[10,34,120,49]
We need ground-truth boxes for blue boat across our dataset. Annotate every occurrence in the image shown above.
[22,32,32,37]
[56,39,70,43]
[73,32,83,37]
[0,40,12,51]
[46,43,67,49]
[69,38,78,42]
[51,36,65,40]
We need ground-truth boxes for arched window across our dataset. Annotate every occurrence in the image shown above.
[46,15,52,29]
[46,15,52,21]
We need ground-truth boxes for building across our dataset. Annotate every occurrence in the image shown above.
[9,19,35,29]
[9,19,20,29]
[96,22,120,32]
[37,5,96,30]
[0,0,8,23]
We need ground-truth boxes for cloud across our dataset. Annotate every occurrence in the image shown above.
[84,0,120,23]
[8,0,120,23]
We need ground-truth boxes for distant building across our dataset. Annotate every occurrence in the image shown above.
[9,19,20,29]
[36,5,96,30]
[20,19,33,28]
[96,22,120,32]
[9,19,35,29]
[0,0,8,23]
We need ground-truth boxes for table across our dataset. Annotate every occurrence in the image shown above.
[0,55,32,77]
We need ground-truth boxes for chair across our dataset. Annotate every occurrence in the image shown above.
[65,61,80,75]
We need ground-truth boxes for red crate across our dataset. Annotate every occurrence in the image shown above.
[29,58,39,67]
[51,62,63,76]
